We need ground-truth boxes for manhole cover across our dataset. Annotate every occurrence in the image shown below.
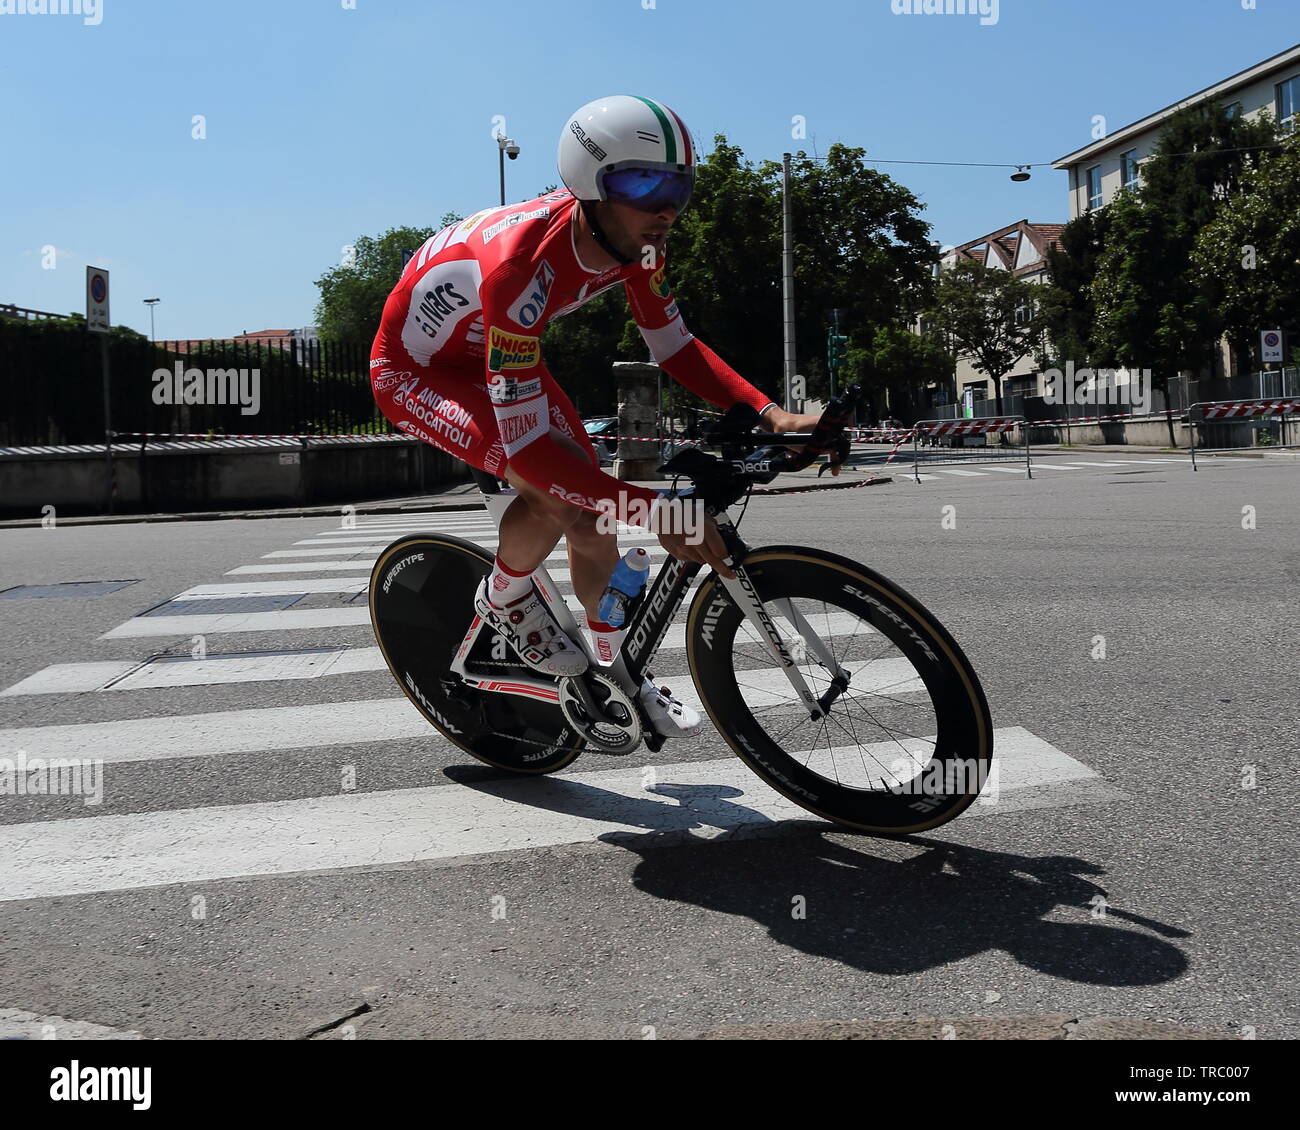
[0,581,140,600]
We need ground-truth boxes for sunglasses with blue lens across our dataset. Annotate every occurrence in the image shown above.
[601,167,694,214]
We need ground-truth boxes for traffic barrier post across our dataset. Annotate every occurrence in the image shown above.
[910,417,1031,482]
[1186,398,1300,470]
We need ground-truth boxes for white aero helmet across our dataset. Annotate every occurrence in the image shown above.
[558,95,697,214]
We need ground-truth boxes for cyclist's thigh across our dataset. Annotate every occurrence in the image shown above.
[374,362,507,476]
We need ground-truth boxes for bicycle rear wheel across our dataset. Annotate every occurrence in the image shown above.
[685,546,993,833]
[369,534,584,774]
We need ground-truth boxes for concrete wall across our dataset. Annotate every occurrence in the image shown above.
[1021,416,1274,448]
[0,438,470,518]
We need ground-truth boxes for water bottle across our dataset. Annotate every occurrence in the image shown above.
[597,548,651,627]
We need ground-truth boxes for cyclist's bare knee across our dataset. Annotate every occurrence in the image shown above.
[566,507,616,549]
[505,468,581,529]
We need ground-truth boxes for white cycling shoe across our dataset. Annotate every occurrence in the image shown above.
[473,579,589,678]
[638,674,704,738]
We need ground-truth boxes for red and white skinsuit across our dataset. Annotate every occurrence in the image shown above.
[370,189,776,527]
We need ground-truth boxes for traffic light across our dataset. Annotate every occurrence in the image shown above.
[827,332,848,371]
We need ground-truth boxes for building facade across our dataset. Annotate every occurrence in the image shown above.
[1053,43,1300,219]
[925,219,1065,409]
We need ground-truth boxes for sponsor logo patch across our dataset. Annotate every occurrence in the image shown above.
[481,206,550,245]
[501,411,541,447]
[487,326,540,372]
[486,372,542,405]
[373,368,411,392]
[649,267,670,299]
[507,261,556,328]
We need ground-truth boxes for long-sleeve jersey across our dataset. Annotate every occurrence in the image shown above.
[371,188,776,526]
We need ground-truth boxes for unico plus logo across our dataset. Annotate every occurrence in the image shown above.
[507,262,556,328]
[487,327,540,372]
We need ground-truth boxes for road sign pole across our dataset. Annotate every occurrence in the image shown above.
[100,333,115,513]
[87,266,115,513]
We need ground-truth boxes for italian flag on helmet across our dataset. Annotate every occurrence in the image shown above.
[558,94,697,203]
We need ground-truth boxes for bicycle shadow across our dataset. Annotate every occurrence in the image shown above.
[442,768,1190,985]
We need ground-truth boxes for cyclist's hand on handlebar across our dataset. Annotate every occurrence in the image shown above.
[656,514,735,579]
[759,406,822,434]
[760,406,843,476]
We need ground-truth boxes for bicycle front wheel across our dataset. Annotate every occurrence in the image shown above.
[685,546,993,834]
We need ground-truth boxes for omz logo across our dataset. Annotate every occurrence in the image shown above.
[383,552,424,594]
[508,261,556,328]
[699,592,731,649]
[403,670,463,734]
[843,583,939,665]
[569,119,607,162]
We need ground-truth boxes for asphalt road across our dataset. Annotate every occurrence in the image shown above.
[0,452,1295,1039]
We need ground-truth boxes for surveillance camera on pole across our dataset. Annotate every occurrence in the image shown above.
[497,136,521,203]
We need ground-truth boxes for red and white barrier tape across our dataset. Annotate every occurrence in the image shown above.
[917,417,1020,436]
[1198,398,1300,419]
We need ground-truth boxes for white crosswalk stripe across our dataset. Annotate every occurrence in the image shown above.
[8,611,871,696]
[0,728,1103,902]
[232,545,671,574]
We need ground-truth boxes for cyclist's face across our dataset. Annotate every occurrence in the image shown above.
[604,200,678,260]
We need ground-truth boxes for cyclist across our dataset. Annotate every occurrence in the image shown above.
[370,95,821,737]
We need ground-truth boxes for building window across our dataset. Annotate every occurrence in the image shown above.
[1120,149,1140,189]
[1224,101,1243,119]
[1086,165,1103,211]
[1014,298,1035,326]
[1277,76,1299,132]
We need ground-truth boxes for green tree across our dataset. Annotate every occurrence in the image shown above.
[842,325,954,422]
[924,260,1038,414]
[1190,137,1300,369]
[1091,101,1280,442]
[1036,207,1112,367]
[776,144,935,401]
[313,225,439,342]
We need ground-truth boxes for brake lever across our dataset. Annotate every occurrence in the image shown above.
[816,436,851,476]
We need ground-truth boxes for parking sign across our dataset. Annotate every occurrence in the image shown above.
[87,267,110,333]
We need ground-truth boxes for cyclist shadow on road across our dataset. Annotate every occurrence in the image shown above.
[443,767,1190,985]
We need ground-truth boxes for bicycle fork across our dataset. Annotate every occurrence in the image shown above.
[715,520,852,721]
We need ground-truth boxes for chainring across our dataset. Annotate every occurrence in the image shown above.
[558,671,642,754]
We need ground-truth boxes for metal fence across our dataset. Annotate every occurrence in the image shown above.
[0,324,388,446]
[929,370,1299,426]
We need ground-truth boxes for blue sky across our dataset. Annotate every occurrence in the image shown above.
[1,0,1294,340]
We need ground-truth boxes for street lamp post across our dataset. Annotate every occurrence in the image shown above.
[496,136,520,205]
[143,297,160,343]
